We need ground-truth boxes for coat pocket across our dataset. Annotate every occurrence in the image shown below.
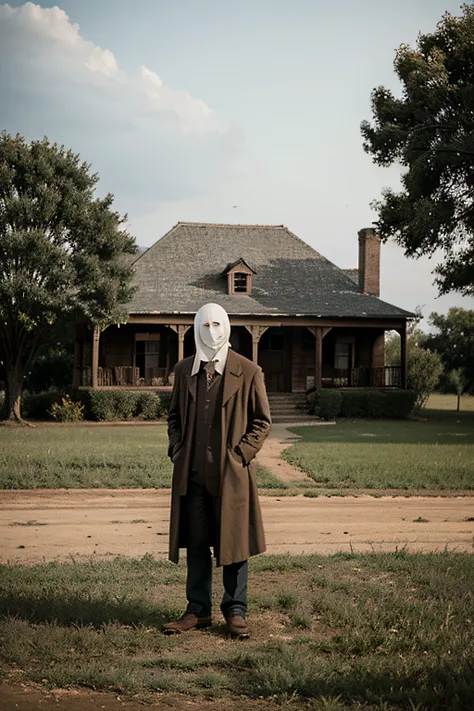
[227,443,245,467]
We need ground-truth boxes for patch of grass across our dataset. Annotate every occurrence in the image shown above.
[283,410,474,491]
[426,393,474,411]
[1,553,473,709]
[255,464,288,489]
[412,516,429,523]
[0,425,288,492]
[0,425,173,489]
[277,592,298,610]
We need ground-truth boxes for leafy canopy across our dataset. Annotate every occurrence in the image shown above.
[426,307,474,391]
[0,132,138,420]
[0,132,138,334]
[361,4,474,296]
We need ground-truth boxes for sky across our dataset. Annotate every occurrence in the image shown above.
[1,0,473,327]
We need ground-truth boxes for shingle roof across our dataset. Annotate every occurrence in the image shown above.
[126,223,412,319]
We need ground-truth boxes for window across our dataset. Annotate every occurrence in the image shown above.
[335,342,350,371]
[233,273,248,293]
[269,334,285,351]
[135,335,160,376]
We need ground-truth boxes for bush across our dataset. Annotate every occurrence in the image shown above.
[339,391,367,418]
[364,391,387,418]
[86,390,140,421]
[306,388,416,420]
[159,392,172,417]
[49,395,84,422]
[384,390,417,418]
[407,347,444,408]
[317,389,342,419]
[136,392,161,420]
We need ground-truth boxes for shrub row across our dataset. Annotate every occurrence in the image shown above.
[20,389,172,422]
[308,389,417,420]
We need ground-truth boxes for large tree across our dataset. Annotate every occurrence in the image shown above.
[426,307,474,392]
[0,132,138,422]
[361,4,474,296]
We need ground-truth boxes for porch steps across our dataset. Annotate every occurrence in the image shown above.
[267,393,317,423]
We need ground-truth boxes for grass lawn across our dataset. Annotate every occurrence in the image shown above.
[0,552,472,710]
[283,408,474,492]
[426,393,474,411]
[0,425,276,490]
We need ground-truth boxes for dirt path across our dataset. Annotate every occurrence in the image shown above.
[0,683,279,711]
[1,488,473,563]
[256,422,327,482]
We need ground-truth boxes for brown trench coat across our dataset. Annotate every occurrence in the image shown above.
[167,349,271,566]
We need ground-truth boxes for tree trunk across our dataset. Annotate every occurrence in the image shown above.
[3,366,30,425]
[457,392,461,412]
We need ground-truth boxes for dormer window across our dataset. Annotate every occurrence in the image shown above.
[233,273,248,293]
[224,258,256,296]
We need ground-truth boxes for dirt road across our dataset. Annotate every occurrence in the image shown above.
[1,488,473,564]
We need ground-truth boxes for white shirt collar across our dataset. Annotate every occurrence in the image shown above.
[191,343,229,376]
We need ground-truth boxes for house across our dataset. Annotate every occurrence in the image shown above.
[73,222,412,393]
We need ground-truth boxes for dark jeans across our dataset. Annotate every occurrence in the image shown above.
[183,480,248,620]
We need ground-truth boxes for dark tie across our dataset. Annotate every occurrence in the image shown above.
[204,360,217,390]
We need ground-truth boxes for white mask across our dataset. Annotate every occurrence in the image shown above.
[193,303,231,368]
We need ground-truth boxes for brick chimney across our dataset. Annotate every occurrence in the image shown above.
[358,228,381,296]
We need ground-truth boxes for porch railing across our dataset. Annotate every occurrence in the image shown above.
[82,366,173,387]
[322,366,402,388]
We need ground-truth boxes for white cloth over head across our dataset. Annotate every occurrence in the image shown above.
[191,302,231,376]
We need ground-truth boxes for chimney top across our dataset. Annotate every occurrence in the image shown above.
[358,228,381,296]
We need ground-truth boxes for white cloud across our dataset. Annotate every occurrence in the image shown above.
[0,2,238,211]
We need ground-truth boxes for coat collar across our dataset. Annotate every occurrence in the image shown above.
[185,349,242,406]
[222,349,243,406]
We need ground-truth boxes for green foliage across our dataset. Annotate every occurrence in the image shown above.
[49,395,84,423]
[18,388,168,422]
[158,392,172,416]
[309,389,416,420]
[86,390,138,421]
[339,391,367,418]
[383,390,417,419]
[426,308,474,392]
[0,132,138,421]
[364,391,387,418]
[361,5,474,296]
[313,389,342,419]
[24,344,74,393]
[407,348,444,408]
[135,392,162,420]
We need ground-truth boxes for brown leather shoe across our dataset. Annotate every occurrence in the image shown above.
[227,615,250,639]
[162,612,212,635]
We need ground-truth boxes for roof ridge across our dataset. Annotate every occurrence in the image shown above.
[176,221,286,229]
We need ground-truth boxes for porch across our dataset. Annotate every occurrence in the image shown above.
[74,318,407,393]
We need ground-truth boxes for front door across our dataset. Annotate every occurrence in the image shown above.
[259,328,292,392]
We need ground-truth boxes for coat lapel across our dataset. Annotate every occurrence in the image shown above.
[222,350,243,407]
[186,373,197,401]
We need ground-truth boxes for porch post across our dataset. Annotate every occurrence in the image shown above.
[245,325,269,364]
[314,327,323,389]
[73,323,82,388]
[400,322,408,388]
[91,326,100,389]
[174,325,191,363]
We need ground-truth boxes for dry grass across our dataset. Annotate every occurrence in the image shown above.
[1,552,473,710]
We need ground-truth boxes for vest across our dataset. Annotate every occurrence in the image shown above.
[190,364,224,495]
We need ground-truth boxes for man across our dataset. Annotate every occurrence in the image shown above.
[163,302,271,639]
